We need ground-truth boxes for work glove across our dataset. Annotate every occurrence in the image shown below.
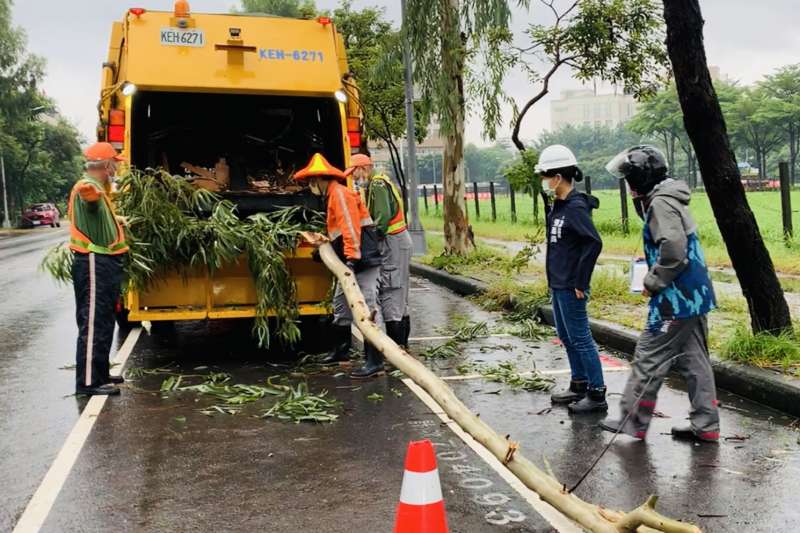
[311,249,321,263]
[345,260,357,272]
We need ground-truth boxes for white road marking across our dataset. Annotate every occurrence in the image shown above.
[401,378,582,533]
[13,327,142,533]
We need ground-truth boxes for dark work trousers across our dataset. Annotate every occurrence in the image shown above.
[72,252,123,389]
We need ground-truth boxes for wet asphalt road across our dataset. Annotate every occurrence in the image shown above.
[3,231,800,532]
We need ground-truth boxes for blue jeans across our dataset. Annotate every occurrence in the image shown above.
[551,289,605,389]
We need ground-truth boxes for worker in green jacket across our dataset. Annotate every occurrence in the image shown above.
[345,154,413,348]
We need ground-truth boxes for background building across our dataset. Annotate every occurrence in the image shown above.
[550,89,638,130]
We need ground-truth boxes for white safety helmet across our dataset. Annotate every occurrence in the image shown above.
[535,144,578,175]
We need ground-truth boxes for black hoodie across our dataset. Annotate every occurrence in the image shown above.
[545,189,603,291]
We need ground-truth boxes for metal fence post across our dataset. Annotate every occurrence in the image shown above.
[585,175,592,219]
[472,182,480,220]
[433,184,439,213]
[489,181,497,222]
[780,162,793,242]
[510,186,517,223]
[422,185,429,215]
[618,179,629,234]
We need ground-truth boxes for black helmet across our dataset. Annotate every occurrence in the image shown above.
[606,145,668,195]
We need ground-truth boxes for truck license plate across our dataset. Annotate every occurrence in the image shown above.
[160,28,205,48]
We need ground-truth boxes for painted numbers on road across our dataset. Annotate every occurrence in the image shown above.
[409,420,529,527]
[259,49,325,62]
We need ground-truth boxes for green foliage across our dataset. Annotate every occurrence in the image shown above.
[458,361,555,391]
[420,321,489,359]
[236,0,318,18]
[504,148,539,194]
[721,326,800,371]
[262,381,341,423]
[0,1,83,223]
[40,243,73,284]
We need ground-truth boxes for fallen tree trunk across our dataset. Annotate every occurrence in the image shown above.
[307,234,700,533]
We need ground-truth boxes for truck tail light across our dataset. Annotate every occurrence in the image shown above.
[175,0,190,18]
[317,16,332,26]
[108,109,125,146]
[347,118,362,149]
[129,8,146,17]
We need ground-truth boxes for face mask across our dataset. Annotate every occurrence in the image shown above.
[545,176,561,192]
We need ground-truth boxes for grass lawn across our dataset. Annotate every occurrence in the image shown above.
[418,189,800,274]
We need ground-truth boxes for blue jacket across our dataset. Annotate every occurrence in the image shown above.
[545,189,602,291]
[642,179,716,329]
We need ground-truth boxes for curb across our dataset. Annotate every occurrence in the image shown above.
[411,262,800,418]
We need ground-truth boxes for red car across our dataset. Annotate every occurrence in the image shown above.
[21,203,61,228]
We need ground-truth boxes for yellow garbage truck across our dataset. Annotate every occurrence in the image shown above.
[97,2,363,325]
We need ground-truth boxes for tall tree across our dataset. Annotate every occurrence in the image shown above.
[334,1,428,206]
[406,0,522,254]
[662,0,791,333]
[761,64,800,184]
[504,0,668,213]
[725,87,785,180]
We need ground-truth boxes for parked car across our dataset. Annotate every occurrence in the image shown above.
[21,203,60,228]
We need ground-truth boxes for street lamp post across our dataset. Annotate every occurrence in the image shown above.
[1,154,9,228]
[401,0,426,255]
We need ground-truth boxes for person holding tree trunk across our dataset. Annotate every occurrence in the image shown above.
[345,154,413,349]
[536,145,607,414]
[293,153,385,378]
[601,145,720,443]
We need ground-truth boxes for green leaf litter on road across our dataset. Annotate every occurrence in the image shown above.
[262,382,341,423]
[458,361,555,392]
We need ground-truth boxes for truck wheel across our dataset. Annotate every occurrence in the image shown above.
[51,222,56,228]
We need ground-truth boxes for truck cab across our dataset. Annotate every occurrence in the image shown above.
[98,3,362,325]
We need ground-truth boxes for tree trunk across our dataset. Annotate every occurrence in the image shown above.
[310,234,702,533]
[440,0,469,254]
[663,0,792,333]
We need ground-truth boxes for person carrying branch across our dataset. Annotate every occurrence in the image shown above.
[536,145,607,414]
[69,142,129,396]
[601,145,720,443]
[294,153,385,378]
[345,154,413,349]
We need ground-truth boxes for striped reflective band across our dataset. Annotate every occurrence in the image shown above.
[398,469,443,506]
[70,237,128,255]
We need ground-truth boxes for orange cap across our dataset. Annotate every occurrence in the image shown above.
[344,153,373,177]
[293,153,346,182]
[84,142,124,162]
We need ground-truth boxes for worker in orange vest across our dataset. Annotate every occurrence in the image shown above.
[294,153,386,378]
[69,142,129,396]
[346,154,413,348]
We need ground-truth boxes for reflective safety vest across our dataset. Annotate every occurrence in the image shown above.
[370,174,407,235]
[68,176,129,255]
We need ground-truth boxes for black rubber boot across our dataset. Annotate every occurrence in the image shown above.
[76,384,120,396]
[107,375,125,385]
[568,386,608,414]
[350,343,385,379]
[385,321,405,347]
[551,380,588,405]
[599,418,646,440]
[400,315,411,348]
[321,325,352,365]
[671,426,719,443]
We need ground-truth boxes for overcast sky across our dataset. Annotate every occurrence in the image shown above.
[10,0,800,146]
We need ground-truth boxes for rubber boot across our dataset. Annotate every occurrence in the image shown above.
[400,315,411,348]
[550,380,588,405]
[671,426,719,443]
[321,325,352,365]
[350,343,385,379]
[385,321,405,347]
[599,418,646,440]
[568,386,608,414]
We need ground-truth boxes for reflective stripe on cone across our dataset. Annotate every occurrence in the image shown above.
[394,440,449,533]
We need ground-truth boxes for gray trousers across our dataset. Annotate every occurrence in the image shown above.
[379,231,413,323]
[618,316,720,438]
[333,265,382,329]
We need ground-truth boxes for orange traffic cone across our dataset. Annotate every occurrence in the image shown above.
[394,440,449,533]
